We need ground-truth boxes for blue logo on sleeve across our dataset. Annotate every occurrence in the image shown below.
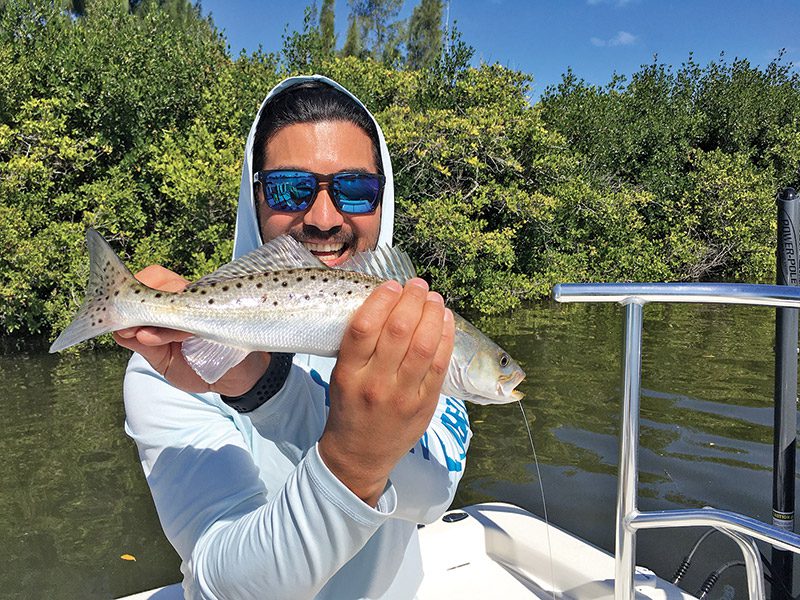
[309,369,331,407]
[410,397,469,472]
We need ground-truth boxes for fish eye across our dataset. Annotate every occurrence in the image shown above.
[499,353,510,368]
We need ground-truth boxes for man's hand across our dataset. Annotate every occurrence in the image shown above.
[318,278,455,507]
[112,265,271,397]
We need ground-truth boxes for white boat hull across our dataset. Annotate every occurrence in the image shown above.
[118,502,695,600]
[417,503,696,600]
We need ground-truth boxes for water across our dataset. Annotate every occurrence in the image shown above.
[0,301,791,598]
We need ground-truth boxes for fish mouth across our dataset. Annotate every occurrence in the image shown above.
[498,370,526,401]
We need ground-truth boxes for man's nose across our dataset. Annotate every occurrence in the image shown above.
[304,186,344,232]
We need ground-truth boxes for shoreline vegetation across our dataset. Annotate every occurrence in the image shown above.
[1,0,799,348]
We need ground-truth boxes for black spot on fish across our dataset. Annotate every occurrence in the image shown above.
[333,292,338,297]
[222,286,229,291]
[310,275,316,280]
[297,277,303,282]
[286,270,295,275]
[210,282,217,287]
[281,281,288,287]
[208,299,214,304]
[256,282,263,288]
[365,285,370,289]
[235,282,242,288]
[347,290,352,295]
[155,293,162,298]
[141,298,145,303]
[304,295,310,300]
[170,299,175,303]
[91,321,95,326]
[247,275,254,280]
[273,301,278,306]
[190,288,198,293]
[322,277,329,283]
[200,290,207,295]
[273,277,279,283]
[98,319,103,324]
[134,289,141,294]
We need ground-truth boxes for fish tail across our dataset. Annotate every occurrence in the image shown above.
[49,229,135,352]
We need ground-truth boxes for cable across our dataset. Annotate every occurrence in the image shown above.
[697,561,745,599]
[672,530,799,599]
[672,529,720,584]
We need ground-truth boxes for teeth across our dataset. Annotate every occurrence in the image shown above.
[302,242,344,254]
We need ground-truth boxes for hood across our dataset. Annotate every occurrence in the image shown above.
[232,74,395,378]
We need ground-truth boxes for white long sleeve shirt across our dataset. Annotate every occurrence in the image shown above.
[124,353,471,599]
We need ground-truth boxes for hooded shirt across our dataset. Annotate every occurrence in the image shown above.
[123,75,471,600]
[232,74,395,381]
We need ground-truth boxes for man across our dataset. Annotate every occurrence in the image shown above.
[114,75,471,599]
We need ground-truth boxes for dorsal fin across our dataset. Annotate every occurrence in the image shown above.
[338,245,417,284]
[189,235,325,288]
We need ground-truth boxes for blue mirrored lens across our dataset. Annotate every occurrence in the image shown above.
[259,171,382,214]
[333,175,381,214]
[263,172,316,211]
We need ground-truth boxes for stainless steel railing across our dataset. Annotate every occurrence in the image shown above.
[553,283,800,600]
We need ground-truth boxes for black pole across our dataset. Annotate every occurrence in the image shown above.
[773,186,799,600]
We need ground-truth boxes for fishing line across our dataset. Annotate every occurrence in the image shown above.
[517,399,557,600]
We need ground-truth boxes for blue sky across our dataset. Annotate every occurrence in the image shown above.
[201,1,799,99]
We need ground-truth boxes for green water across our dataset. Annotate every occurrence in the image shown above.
[0,301,791,599]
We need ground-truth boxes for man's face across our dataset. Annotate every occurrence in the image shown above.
[256,120,382,267]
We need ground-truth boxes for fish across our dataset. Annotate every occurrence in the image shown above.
[50,229,526,405]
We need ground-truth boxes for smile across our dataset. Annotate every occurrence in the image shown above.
[302,242,345,254]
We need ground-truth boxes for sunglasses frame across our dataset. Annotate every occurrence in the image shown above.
[253,169,385,215]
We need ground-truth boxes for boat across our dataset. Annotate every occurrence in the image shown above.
[119,282,800,600]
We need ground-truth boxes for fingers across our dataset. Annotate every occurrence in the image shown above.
[112,331,149,354]
[135,265,189,292]
[341,279,403,366]
[373,279,430,372]
[421,307,455,397]
[115,263,190,352]
[342,277,452,393]
[134,327,193,346]
[112,327,190,379]
[111,331,173,375]
[115,326,192,346]
[395,291,446,388]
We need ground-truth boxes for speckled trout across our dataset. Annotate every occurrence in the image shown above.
[50,229,525,405]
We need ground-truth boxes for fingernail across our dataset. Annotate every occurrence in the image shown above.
[444,308,454,322]
[382,280,403,293]
[427,291,444,305]
[408,278,429,291]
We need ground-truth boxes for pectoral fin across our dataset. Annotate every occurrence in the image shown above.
[181,336,251,384]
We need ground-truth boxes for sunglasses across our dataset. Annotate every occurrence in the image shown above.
[253,170,385,215]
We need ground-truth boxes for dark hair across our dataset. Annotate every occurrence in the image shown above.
[252,81,382,174]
